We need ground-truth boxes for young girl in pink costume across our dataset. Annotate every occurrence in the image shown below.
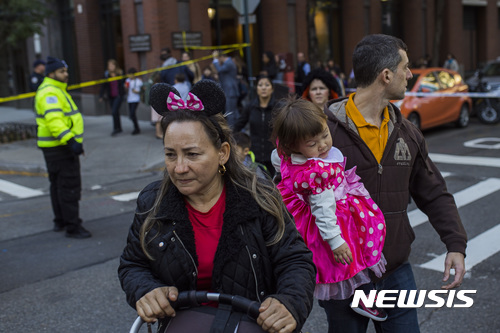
[271,98,387,321]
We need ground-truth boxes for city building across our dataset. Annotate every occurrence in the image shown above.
[3,0,500,112]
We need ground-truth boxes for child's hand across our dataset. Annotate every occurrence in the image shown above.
[332,243,353,265]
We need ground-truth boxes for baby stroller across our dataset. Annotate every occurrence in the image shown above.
[129,291,265,333]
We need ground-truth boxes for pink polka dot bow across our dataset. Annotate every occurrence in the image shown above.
[166,91,205,111]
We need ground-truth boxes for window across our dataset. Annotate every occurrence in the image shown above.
[437,71,456,89]
[483,62,500,77]
[419,73,440,92]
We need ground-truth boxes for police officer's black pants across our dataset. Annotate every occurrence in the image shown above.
[45,155,82,232]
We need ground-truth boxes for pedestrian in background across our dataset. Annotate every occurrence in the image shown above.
[160,47,175,66]
[233,75,277,176]
[295,51,311,96]
[326,59,346,95]
[34,56,91,239]
[301,68,342,109]
[261,51,278,81]
[160,47,194,86]
[181,51,202,84]
[149,74,163,140]
[124,68,143,135]
[443,53,459,72]
[201,66,217,81]
[30,59,46,92]
[118,80,316,333]
[172,73,190,101]
[213,50,240,126]
[99,59,125,136]
[326,59,342,79]
[324,33,467,332]
[275,53,287,83]
[233,131,268,179]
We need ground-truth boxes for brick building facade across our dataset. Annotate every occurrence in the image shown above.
[12,0,500,113]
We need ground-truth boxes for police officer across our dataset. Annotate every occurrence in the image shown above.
[35,56,91,239]
[30,59,46,92]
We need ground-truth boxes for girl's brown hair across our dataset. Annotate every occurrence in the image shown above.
[271,98,327,157]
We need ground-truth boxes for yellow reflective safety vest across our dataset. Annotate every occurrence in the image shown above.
[34,77,83,148]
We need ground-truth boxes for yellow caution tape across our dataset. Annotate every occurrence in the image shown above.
[0,43,250,104]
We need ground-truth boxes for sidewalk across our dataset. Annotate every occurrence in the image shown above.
[0,106,165,184]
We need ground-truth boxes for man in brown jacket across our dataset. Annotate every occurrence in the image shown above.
[323,34,467,332]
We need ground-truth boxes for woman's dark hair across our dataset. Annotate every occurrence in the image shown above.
[301,68,341,100]
[271,97,327,157]
[256,75,274,88]
[263,51,276,65]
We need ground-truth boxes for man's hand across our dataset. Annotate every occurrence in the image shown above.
[441,252,466,289]
[257,297,296,333]
[136,286,179,323]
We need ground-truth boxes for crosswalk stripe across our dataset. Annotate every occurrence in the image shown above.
[0,179,44,198]
[440,171,451,178]
[430,153,500,168]
[111,191,140,202]
[409,178,500,228]
[420,223,500,271]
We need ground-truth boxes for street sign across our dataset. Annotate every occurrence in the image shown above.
[231,0,260,15]
[129,34,151,52]
[238,14,256,25]
[172,31,203,49]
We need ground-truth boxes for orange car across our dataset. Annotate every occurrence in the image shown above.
[392,67,472,130]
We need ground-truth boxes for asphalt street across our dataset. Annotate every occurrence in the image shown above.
[1,105,499,332]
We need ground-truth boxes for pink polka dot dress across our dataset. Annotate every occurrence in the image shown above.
[276,147,386,300]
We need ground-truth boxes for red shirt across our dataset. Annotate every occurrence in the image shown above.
[109,80,119,98]
[185,186,226,291]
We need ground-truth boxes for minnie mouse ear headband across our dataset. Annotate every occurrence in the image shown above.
[150,79,226,117]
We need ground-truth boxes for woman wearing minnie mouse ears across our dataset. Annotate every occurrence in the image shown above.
[118,80,316,333]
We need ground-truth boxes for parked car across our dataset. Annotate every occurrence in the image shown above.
[465,58,500,124]
[468,70,500,124]
[466,57,500,92]
[392,67,472,130]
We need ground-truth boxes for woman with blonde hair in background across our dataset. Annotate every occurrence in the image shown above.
[181,51,202,85]
[99,59,126,136]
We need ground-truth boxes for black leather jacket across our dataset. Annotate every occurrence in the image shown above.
[118,179,316,331]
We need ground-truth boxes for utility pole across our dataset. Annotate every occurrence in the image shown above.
[243,0,253,88]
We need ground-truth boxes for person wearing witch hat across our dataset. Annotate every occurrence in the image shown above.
[34,56,91,239]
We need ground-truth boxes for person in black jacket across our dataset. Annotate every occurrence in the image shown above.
[99,59,126,136]
[261,51,278,81]
[30,59,46,92]
[233,75,278,176]
[118,80,316,333]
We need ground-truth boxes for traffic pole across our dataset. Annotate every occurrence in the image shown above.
[243,0,253,89]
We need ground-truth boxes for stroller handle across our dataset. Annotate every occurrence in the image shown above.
[129,291,261,333]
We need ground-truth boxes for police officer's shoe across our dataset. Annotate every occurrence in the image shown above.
[65,225,92,239]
